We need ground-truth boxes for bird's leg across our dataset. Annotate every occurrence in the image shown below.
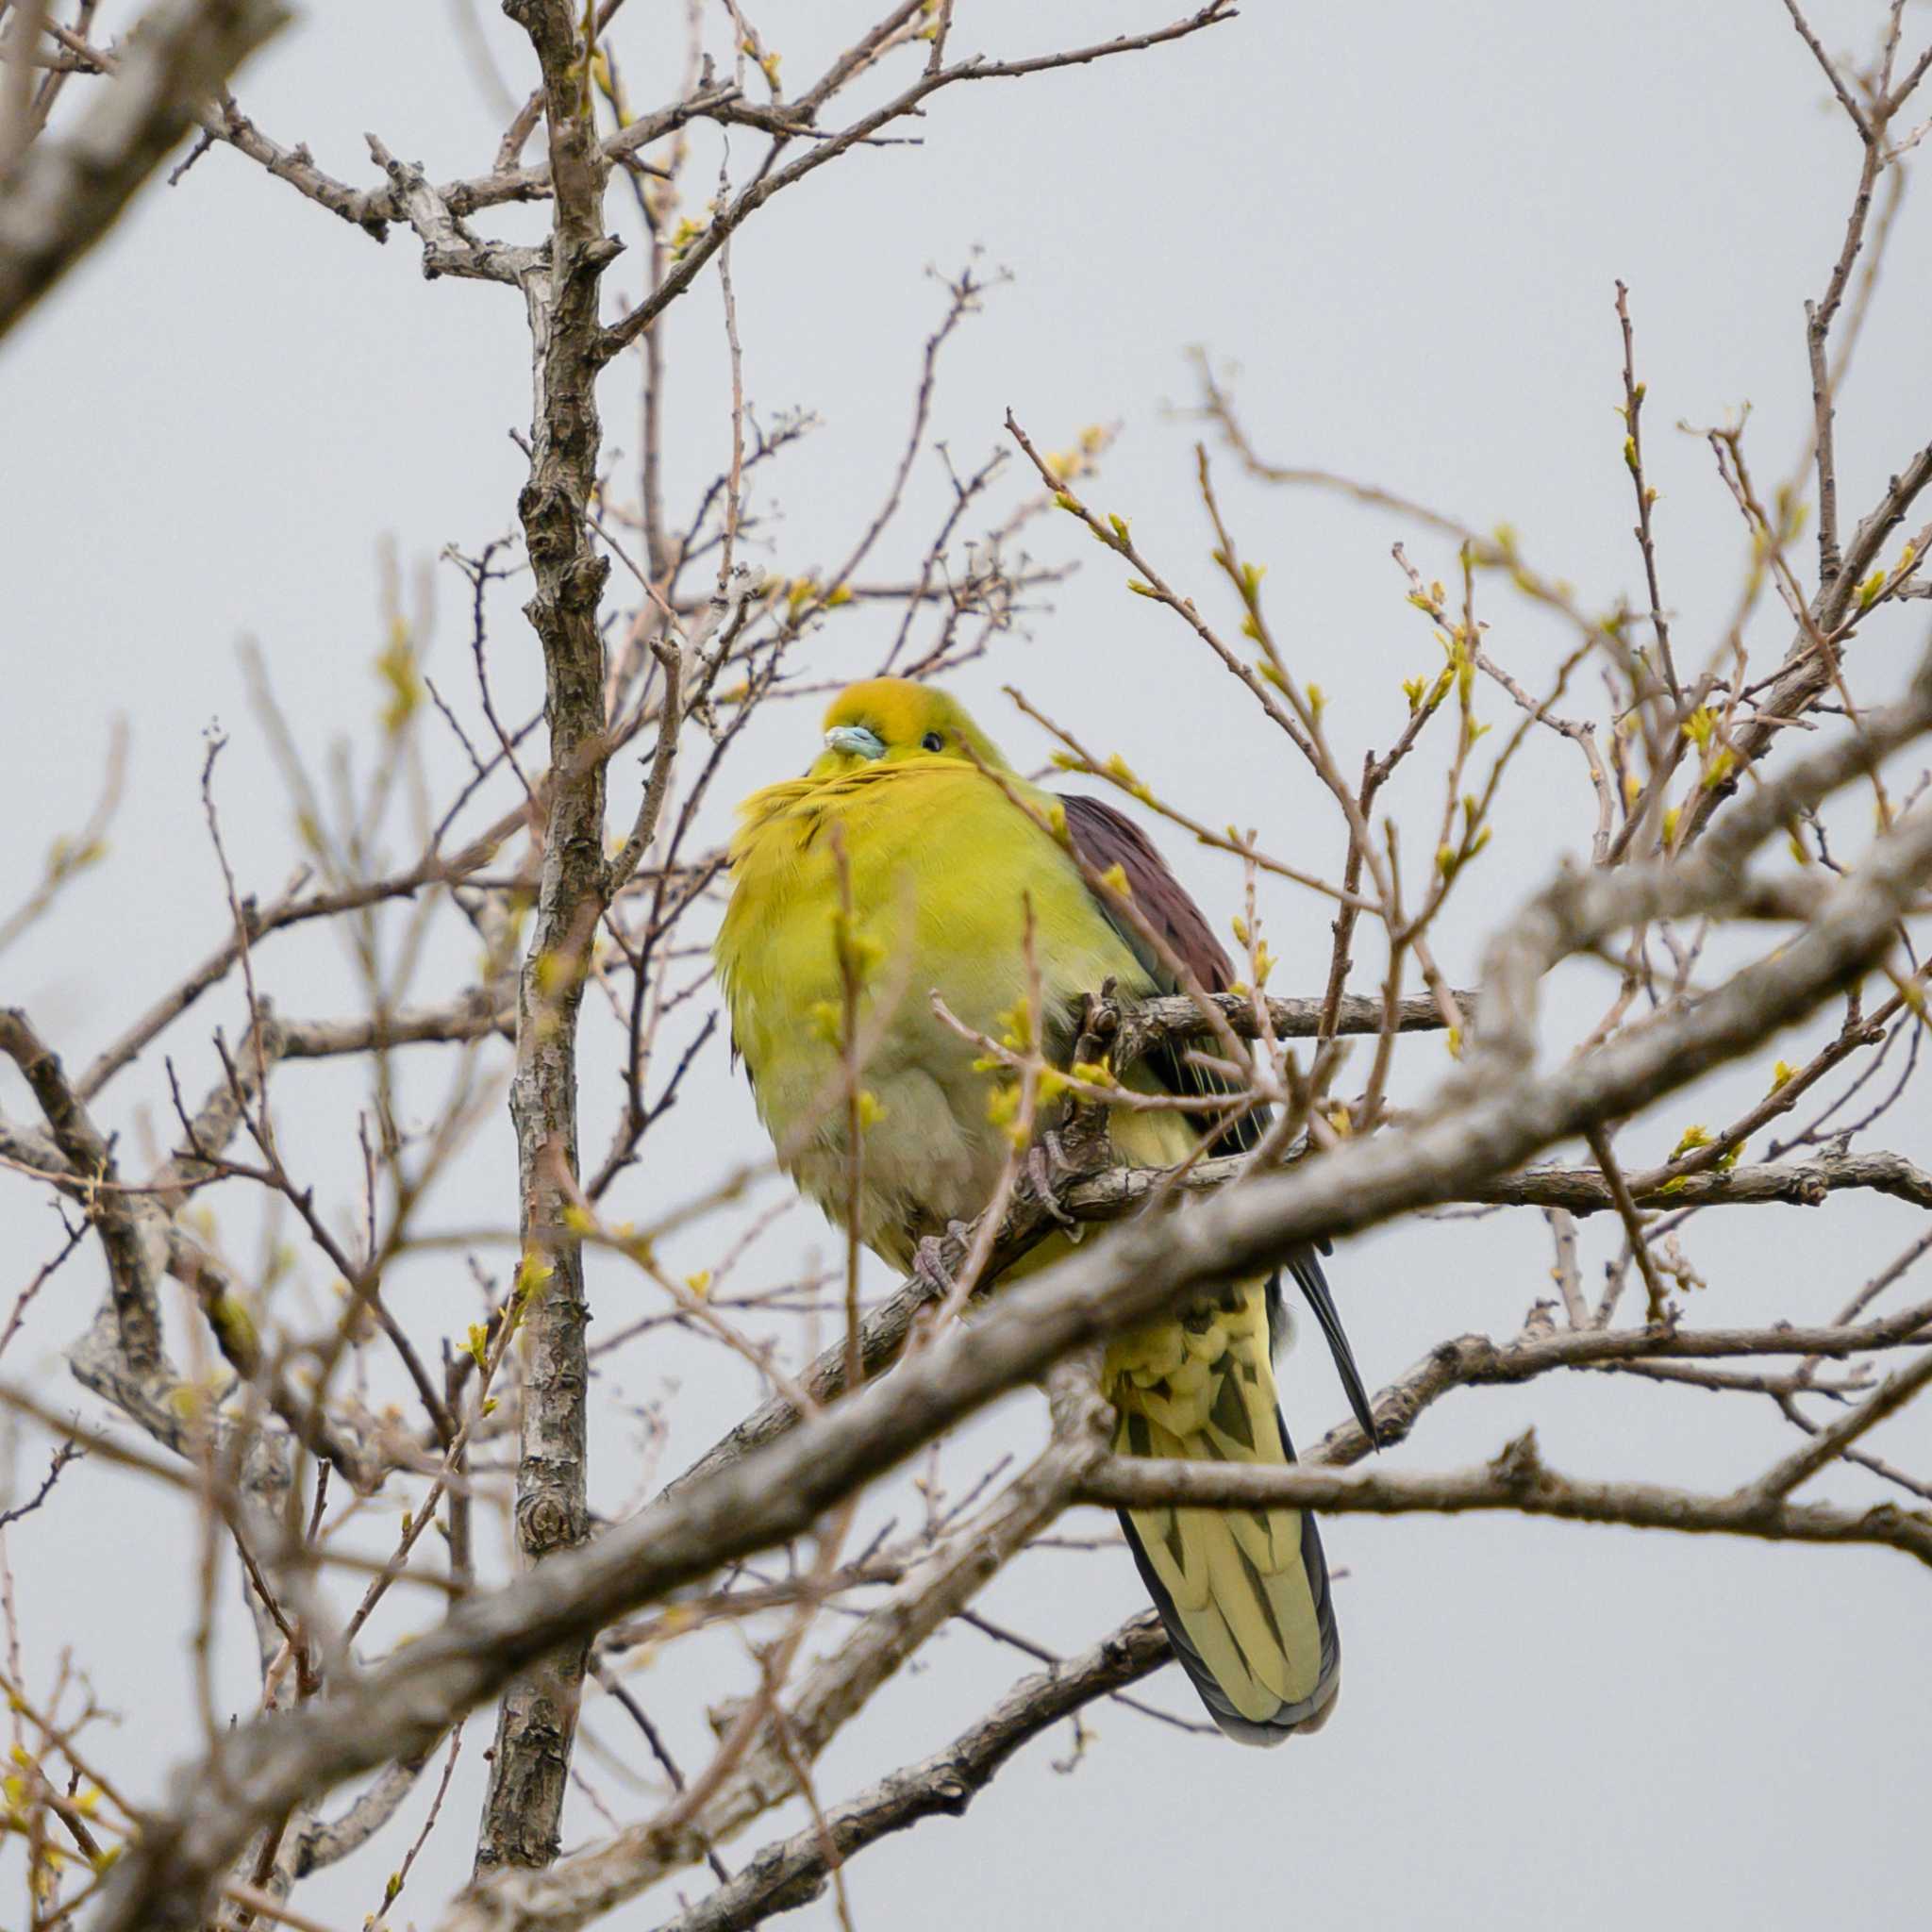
[1021,1129,1081,1237]
[1057,986,1120,1181]
[909,1221,975,1303]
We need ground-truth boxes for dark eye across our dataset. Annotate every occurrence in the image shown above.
[921,731,944,752]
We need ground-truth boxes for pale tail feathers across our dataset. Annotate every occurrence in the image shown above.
[1106,1280,1341,1745]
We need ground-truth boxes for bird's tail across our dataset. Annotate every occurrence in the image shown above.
[1105,1277,1340,1745]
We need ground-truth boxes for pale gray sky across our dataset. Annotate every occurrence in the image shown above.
[5,2,1931,1927]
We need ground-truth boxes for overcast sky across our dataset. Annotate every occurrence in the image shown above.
[6,2,1932,1927]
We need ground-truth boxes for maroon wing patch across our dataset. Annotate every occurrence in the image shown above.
[1056,790,1261,1158]
[1057,791,1234,996]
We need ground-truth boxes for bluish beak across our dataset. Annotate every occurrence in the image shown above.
[825,724,887,760]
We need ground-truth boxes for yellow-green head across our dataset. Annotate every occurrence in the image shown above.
[811,677,1011,778]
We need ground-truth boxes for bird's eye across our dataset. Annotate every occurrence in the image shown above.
[921,731,944,753]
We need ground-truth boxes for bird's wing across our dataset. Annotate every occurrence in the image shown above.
[1055,792,1240,991]
[1057,791,1376,1443]
[1056,791,1257,1153]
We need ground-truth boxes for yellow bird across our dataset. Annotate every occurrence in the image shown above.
[715,677,1373,1741]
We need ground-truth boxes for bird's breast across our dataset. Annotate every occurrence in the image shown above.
[717,767,1068,1250]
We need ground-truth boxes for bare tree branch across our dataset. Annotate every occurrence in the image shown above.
[1076,1433,1932,1561]
[474,0,620,1878]
[0,0,285,340]
[647,1615,1172,1932]
[92,730,1932,1932]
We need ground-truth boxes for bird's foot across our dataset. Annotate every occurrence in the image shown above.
[1021,1131,1081,1236]
[911,1221,975,1303]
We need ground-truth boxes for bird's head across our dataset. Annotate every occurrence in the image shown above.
[811,678,1010,777]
